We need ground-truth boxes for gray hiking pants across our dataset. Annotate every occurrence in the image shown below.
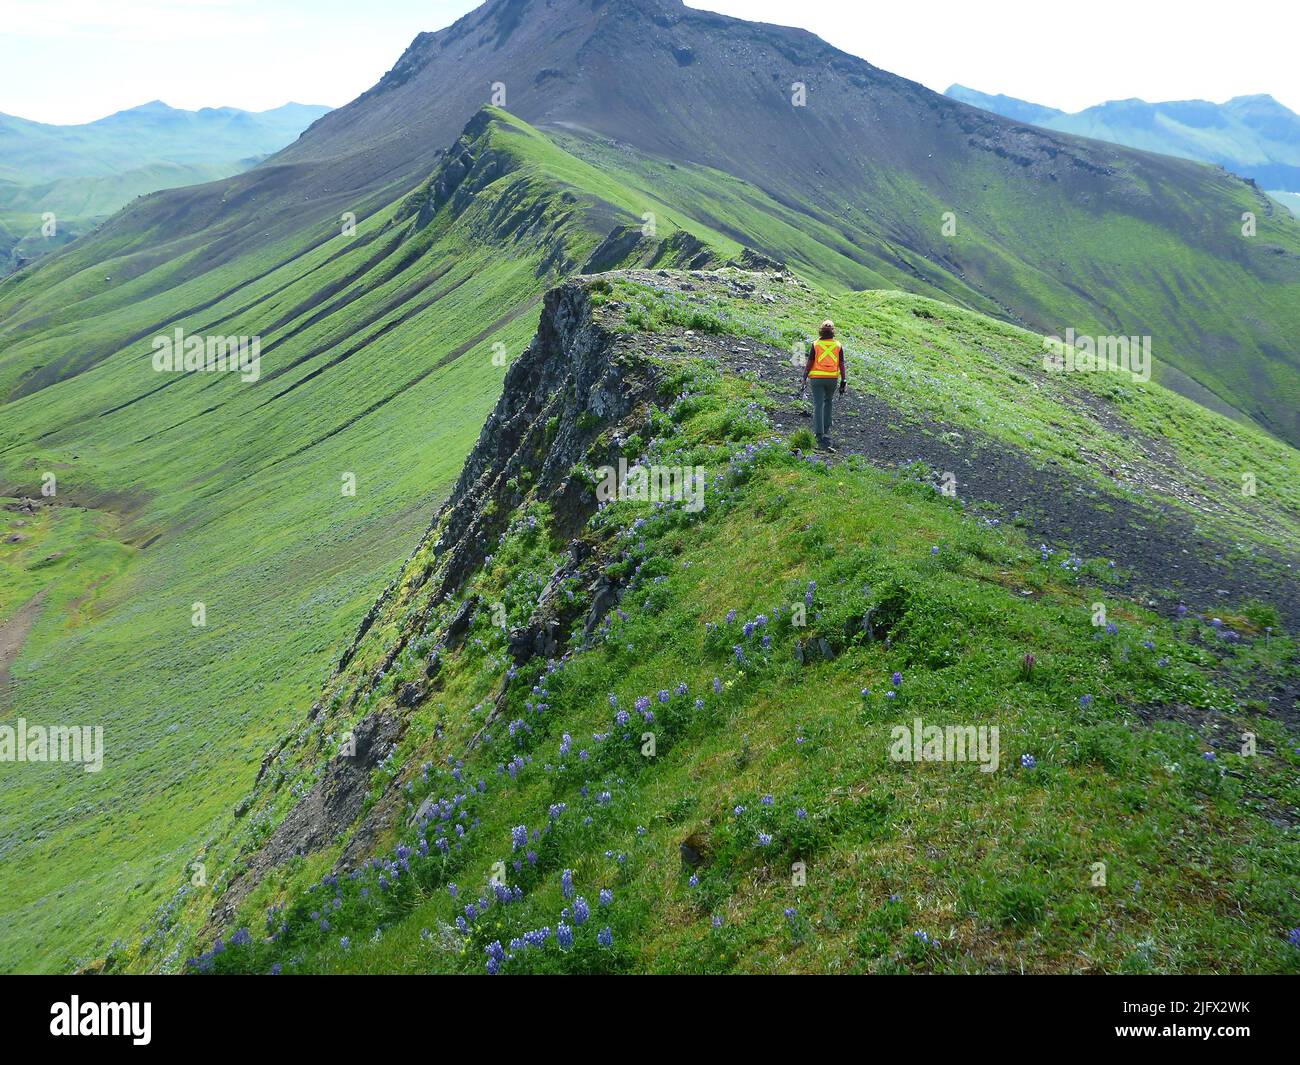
[811,378,837,438]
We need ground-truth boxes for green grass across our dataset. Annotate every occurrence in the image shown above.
[602,273,1300,554]
[2,108,1298,974]
[188,343,1299,975]
[0,112,715,973]
[551,124,1300,443]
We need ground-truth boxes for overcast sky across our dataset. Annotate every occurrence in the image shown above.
[2,0,1297,124]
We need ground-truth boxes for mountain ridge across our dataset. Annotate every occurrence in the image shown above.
[186,265,1300,975]
[7,0,1299,441]
[0,0,1298,974]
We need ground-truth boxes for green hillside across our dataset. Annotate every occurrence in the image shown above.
[2,103,1298,975]
[0,109,718,972]
[3,0,1300,976]
[170,269,1300,976]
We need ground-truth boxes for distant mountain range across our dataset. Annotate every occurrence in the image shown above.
[946,86,1300,212]
[0,101,330,273]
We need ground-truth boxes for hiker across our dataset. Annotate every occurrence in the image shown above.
[803,319,846,449]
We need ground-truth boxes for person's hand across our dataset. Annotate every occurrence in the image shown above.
[839,380,847,395]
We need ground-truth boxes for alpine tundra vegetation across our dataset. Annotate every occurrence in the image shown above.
[0,0,1297,976]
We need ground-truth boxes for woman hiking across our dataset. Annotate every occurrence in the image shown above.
[803,319,846,450]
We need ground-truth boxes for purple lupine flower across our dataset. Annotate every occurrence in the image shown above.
[597,926,613,948]
[573,897,591,926]
[757,832,773,846]
[562,869,575,900]
[658,689,670,703]
[891,672,903,687]
[784,907,798,922]
[689,874,699,887]
[600,889,614,906]
[557,922,574,950]
[1079,694,1093,708]
[1021,754,1036,769]
[711,915,724,929]
[512,825,528,851]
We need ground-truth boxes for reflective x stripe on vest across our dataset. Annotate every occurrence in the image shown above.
[809,338,841,378]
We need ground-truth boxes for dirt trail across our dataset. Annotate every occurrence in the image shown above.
[683,331,1300,633]
[0,591,45,707]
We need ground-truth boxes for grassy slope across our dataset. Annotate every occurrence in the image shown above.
[0,161,252,272]
[2,107,1297,973]
[191,273,1299,975]
[0,111,719,973]
[546,127,1300,443]
[610,276,1300,557]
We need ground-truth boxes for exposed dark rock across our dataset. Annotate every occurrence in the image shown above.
[395,682,425,708]
[680,831,710,867]
[211,708,406,927]
[443,596,478,650]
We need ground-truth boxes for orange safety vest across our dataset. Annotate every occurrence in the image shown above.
[808,338,842,378]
